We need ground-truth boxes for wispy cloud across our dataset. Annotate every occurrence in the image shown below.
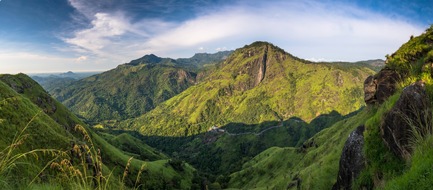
[76,55,87,62]
[64,12,132,55]
[143,1,423,61]
[62,0,425,70]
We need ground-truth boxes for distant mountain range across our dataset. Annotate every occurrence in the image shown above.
[118,42,376,136]
[30,71,101,92]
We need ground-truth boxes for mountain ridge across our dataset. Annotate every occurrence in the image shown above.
[50,51,233,123]
[119,41,376,136]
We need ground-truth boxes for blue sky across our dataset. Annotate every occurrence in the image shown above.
[0,0,432,73]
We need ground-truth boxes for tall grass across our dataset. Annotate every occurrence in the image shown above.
[50,125,148,190]
[48,124,112,190]
[0,114,122,189]
[0,111,65,188]
[395,78,433,156]
[401,109,432,151]
[0,111,149,189]
[358,93,404,189]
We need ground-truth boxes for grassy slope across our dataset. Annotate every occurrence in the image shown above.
[50,52,232,124]
[0,79,76,188]
[383,135,433,190]
[386,26,433,76]
[99,132,168,161]
[89,130,195,189]
[122,42,375,137]
[228,109,373,189]
[137,111,348,175]
[378,26,433,190]
[356,25,433,189]
[228,25,433,190]
[0,74,195,189]
[51,64,195,123]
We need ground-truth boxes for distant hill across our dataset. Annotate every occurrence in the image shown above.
[30,71,100,92]
[30,71,100,80]
[50,51,231,123]
[176,51,233,69]
[355,59,385,72]
[120,41,376,136]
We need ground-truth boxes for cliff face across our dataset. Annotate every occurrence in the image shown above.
[231,44,270,90]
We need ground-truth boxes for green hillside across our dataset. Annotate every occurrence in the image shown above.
[101,132,168,161]
[228,107,372,189]
[228,25,433,190]
[121,41,376,136]
[51,64,196,123]
[133,110,350,177]
[0,74,196,189]
[51,52,231,124]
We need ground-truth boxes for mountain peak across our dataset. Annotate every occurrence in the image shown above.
[237,41,297,60]
[243,41,283,51]
[246,41,273,47]
[127,54,164,66]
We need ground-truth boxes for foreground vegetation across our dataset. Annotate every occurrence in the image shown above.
[0,75,196,189]
[227,25,433,189]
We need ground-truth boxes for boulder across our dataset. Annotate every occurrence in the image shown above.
[381,81,430,159]
[364,75,376,104]
[333,125,365,190]
[364,68,400,105]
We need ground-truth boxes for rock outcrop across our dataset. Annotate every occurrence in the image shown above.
[364,68,400,105]
[235,45,269,91]
[381,81,430,159]
[332,125,366,190]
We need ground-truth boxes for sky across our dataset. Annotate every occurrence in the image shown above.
[0,0,432,73]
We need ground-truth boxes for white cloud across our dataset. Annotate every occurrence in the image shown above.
[307,58,328,62]
[143,1,423,61]
[76,55,87,62]
[64,12,131,55]
[62,0,425,71]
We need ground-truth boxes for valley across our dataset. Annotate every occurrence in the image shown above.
[2,26,433,189]
[40,41,378,179]
[2,0,432,189]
